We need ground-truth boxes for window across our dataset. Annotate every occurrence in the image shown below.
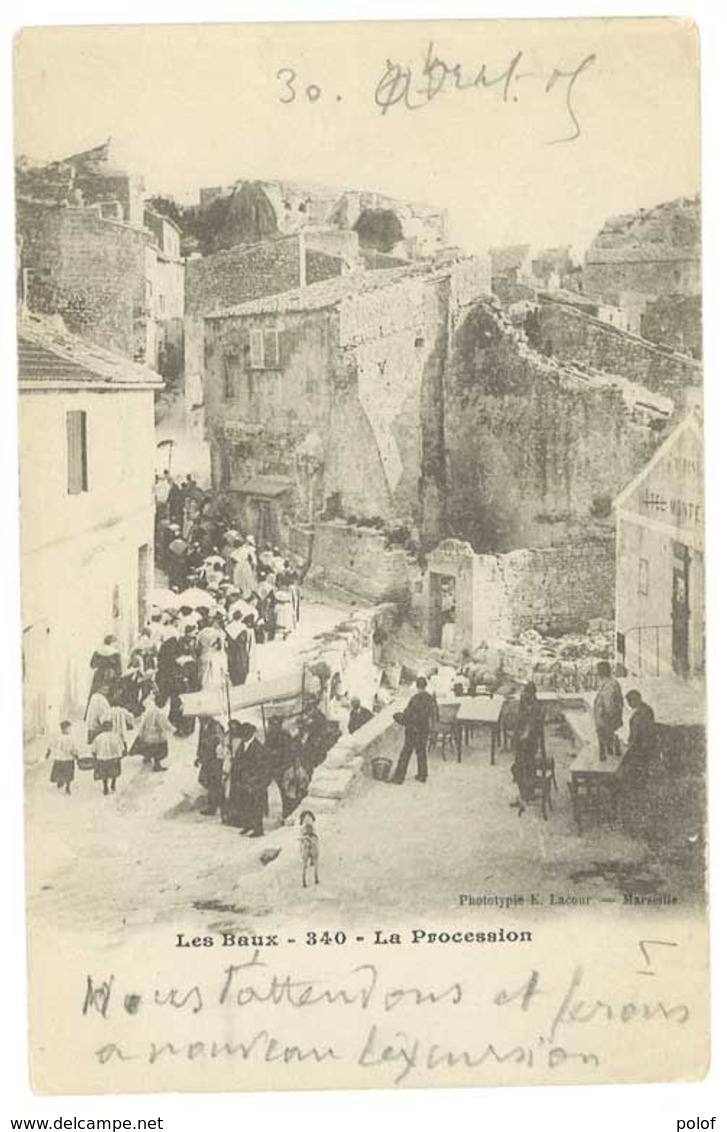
[223,353,239,399]
[249,330,264,369]
[249,328,280,369]
[66,410,88,494]
[638,558,649,596]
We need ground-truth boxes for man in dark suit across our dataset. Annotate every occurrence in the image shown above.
[348,697,373,735]
[391,676,438,784]
[235,722,271,838]
[623,690,657,780]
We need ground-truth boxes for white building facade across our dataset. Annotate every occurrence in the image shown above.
[18,316,162,740]
[615,415,705,680]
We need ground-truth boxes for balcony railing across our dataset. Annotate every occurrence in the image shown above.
[621,624,673,677]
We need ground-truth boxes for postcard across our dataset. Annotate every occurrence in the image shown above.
[14,17,707,1093]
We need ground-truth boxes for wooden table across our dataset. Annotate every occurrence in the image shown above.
[564,708,630,833]
[452,695,505,765]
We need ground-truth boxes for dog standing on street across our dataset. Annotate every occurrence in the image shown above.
[299,809,319,887]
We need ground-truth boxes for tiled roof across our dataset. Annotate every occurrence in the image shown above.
[208,264,429,319]
[17,315,164,386]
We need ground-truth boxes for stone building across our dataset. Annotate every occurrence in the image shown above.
[614,414,704,680]
[16,140,145,227]
[203,257,491,557]
[582,196,701,301]
[18,314,162,739]
[184,230,353,446]
[16,144,185,377]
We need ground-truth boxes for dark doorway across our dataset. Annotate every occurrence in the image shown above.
[428,572,457,648]
[672,542,690,676]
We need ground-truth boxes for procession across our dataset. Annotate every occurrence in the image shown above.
[43,472,357,840]
[44,462,664,856]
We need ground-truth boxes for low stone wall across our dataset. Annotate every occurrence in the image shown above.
[289,703,400,821]
[308,520,412,603]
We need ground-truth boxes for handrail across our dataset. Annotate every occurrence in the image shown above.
[620,624,673,677]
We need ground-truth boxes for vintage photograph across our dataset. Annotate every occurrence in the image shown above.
[14,18,707,1092]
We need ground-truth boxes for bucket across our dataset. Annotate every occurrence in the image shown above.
[371,756,392,782]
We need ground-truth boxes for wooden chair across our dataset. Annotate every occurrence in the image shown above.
[529,757,557,820]
[500,698,520,750]
[568,770,619,834]
[429,703,460,761]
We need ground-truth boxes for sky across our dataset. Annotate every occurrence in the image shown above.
[14,18,700,256]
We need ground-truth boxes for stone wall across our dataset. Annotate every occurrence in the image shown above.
[185,235,302,317]
[641,295,702,359]
[444,300,671,553]
[536,301,701,400]
[470,537,616,644]
[306,249,347,284]
[582,253,701,301]
[309,521,412,603]
[336,272,449,527]
[18,201,151,363]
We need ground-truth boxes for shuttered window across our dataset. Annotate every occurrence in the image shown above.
[249,329,265,369]
[249,328,280,369]
[66,410,88,495]
[263,328,280,367]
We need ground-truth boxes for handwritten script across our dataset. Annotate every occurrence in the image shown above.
[81,949,690,1086]
[374,41,597,143]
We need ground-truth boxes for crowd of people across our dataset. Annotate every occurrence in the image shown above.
[43,471,316,809]
[46,606,345,824]
[154,470,302,644]
[195,700,342,836]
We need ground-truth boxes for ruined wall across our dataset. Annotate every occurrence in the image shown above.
[444,301,669,553]
[536,301,702,399]
[641,295,702,359]
[18,202,151,363]
[309,521,411,603]
[582,197,701,299]
[470,538,616,644]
